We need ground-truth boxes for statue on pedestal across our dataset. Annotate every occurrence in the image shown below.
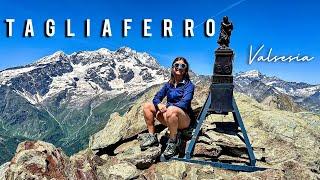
[217,16,233,49]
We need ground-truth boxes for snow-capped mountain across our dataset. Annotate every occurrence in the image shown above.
[0,47,169,107]
[236,70,320,98]
[0,47,170,164]
[234,70,320,113]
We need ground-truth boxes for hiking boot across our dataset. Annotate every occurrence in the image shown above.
[162,133,182,159]
[140,133,159,150]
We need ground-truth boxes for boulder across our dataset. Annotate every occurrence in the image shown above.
[5,141,75,179]
[70,149,104,179]
[193,142,222,158]
[115,140,162,169]
[141,161,187,179]
[4,141,106,180]
[98,162,139,180]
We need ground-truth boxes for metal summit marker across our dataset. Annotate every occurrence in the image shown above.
[161,16,267,172]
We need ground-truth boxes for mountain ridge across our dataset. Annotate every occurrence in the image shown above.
[0,47,170,165]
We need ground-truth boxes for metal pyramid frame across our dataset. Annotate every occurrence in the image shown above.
[161,92,267,172]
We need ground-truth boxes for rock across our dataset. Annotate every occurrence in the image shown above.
[261,92,303,113]
[235,160,320,180]
[100,154,109,161]
[186,165,232,180]
[89,112,128,150]
[194,143,222,158]
[141,161,187,179]
[5,140,76,179]
[97,161,139,180]
[96,156,121,179]
[118,65,134,83]
[70,149,103,179]
[234,169,284,179]
[115,140,162,169]
[3,141,108,180]
[197,135,213,144]
[140,161,236,180]
[308,159,320,175]
[203,130,245,148]
[114,140,139,155]
[278,160,319,180]
[0,162,9,180]
[109,162,139,179]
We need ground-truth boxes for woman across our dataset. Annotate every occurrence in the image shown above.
[141,57,195,159]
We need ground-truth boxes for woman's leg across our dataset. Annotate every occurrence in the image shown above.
[143,102,156,134]
[165,106,191,140]
[143,102,190,138]
[143,102,167,134]
[141,102,162,150]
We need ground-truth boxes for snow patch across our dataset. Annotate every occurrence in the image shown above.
[0,66,37,85]
[238,70,261,78]
[35,51,65,65]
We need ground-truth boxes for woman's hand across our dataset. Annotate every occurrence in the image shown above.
[157,103,167,113]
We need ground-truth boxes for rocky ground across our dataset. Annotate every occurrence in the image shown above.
[1,84,319,179]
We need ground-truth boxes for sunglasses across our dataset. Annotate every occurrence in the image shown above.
[173,63,187,70]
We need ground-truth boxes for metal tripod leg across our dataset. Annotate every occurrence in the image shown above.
[185,92,211,159]
[232,97,256,166]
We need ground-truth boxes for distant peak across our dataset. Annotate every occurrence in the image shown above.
[97,48,110,51]
[246,69,260,74]
[238,70,262,78]
[35,50,66,65]
[52,50,65,56]
[96,48,111,54]
[117,46,135,53]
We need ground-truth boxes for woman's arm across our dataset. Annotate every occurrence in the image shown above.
[152,83,168,111]
[173,82,195,110]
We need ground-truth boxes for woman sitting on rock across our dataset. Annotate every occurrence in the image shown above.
[141,57,195,159]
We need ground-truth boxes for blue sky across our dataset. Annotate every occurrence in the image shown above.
[0,0,319,84]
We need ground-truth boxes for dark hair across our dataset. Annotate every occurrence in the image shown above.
[169,57,190,84]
